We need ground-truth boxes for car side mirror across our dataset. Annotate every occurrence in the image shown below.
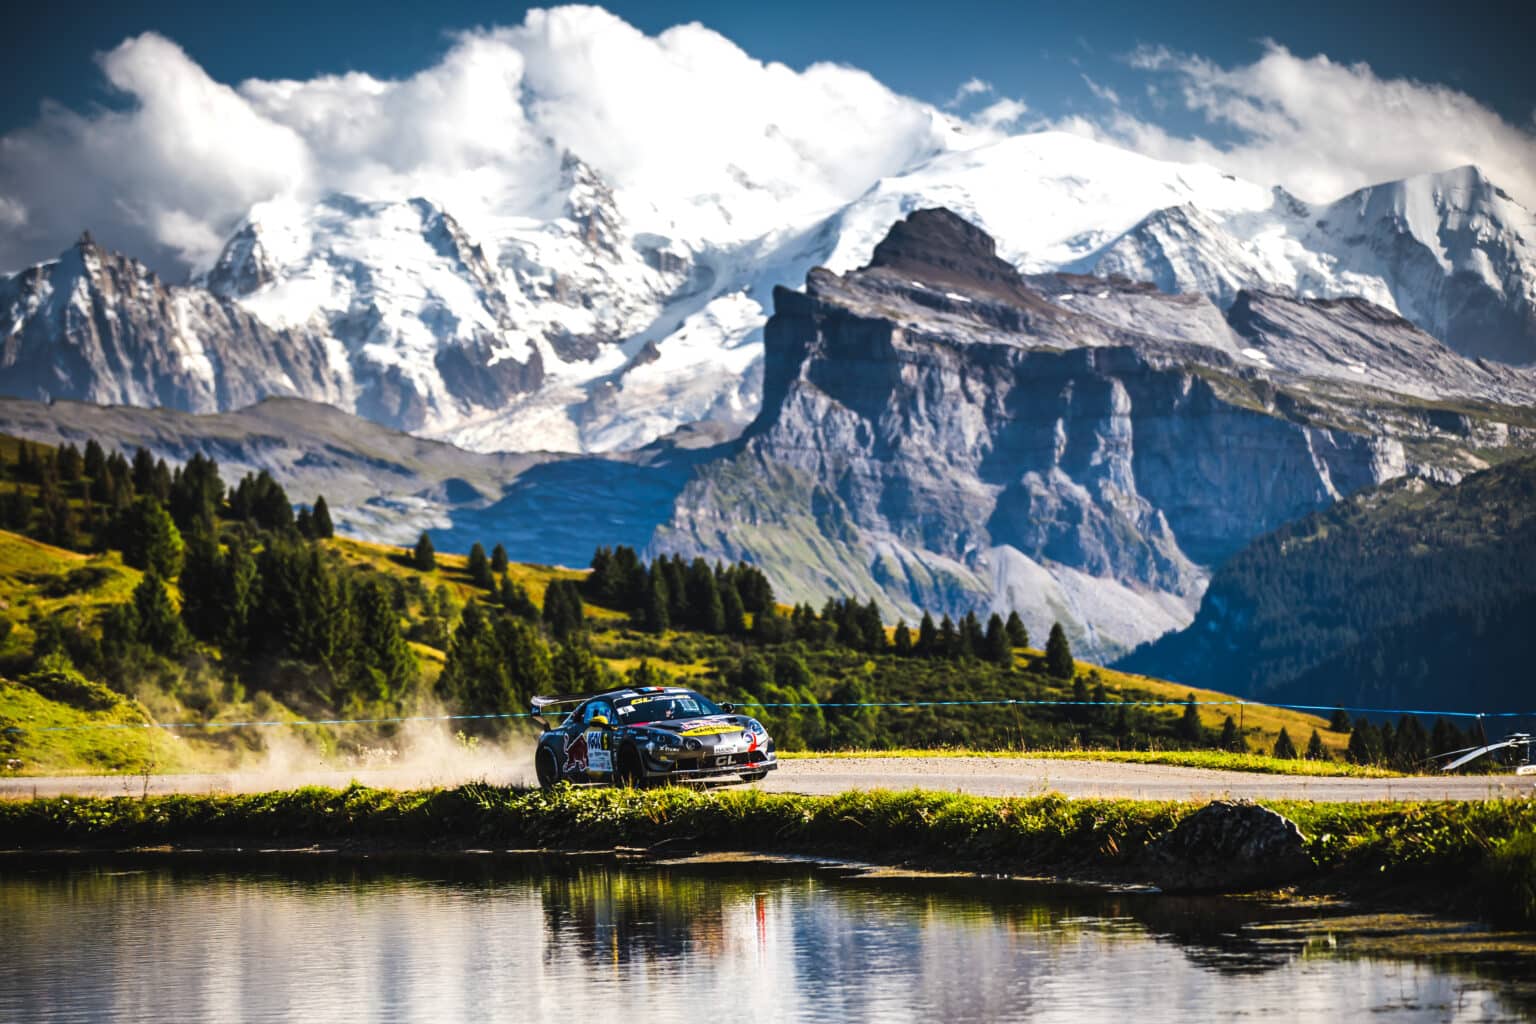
[720,703,736,714]
[589,715,610,728]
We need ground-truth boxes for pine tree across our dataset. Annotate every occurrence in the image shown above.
[1393,715,1430,771]
[496,575,536,619]
[1272,727,1298,759]
[984,613,1011,666]
[82,440,106,481]
[131,447,157,495]
[1329,708,1352,733]
[1305,729,1330,761]
[1005,611,1030,649]
[641,569,670,633]
[219,538,258,652]
[542,580,585,641]
[1070,676,1090,724]
[720,580,748,636]
[119,497,184,578]
[311,496,334,539]
[131,572,190,656]
[296,507,315,539]
[550,636,613,695]
[1045,622,1074,679]
[490,543,509,575]
[178,532,225,641]
[413,532,436,572]
[937,614,958,660]
[1346,720,1381,765]
[467,543,493,589]
[1176,694,1204,743]
[916,612,938,658]
[349,578,415,703]
[860,599,886,652]
[750,601,790,644]
[1219,715,1247,753]
[893,622,913,656]
[167,452,223,534]
[55,443,83,482]
[959,611,983,660]
[686,558,725,633]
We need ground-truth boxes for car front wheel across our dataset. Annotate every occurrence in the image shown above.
[535,746,560,790]
[616,745,649,788]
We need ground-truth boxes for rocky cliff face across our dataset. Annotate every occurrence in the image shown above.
[0,235,344,411]
[650,210,1536,659]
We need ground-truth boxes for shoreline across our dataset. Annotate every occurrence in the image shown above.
[2,783,1533,929]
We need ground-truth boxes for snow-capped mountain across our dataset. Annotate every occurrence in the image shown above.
[185,133,1536,451]
[4,132,1534,455]
[0,233,344,410]
[1090,164,1536,364]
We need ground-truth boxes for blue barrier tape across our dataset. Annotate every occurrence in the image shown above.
[2,712,532,734]
[2,697,1529,735]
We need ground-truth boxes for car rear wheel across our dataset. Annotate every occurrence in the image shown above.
[616,746,649,788]
[535,746,560,790]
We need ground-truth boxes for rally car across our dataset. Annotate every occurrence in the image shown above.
[531,685,778,788]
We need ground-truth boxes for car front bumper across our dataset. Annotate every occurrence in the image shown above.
[641,748,778,781]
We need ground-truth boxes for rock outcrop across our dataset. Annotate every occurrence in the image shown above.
[649,209,1536,659]
[1145,801,1314,892]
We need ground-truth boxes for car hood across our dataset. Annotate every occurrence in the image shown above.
[635,715,769,754]
[640,715,750,737]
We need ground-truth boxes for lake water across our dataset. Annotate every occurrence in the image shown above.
[2,853,1531,1023]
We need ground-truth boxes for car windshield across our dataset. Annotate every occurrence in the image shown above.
[613,692,723,724]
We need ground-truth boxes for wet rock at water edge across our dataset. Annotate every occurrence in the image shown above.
[1145,800,1313,892]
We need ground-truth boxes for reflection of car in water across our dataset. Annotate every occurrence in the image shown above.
[532,685,778,788]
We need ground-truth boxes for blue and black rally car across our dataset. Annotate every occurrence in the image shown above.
[531,685,778,788]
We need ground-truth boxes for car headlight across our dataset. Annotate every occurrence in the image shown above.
[646,730,683,749]
[748,719,767,736]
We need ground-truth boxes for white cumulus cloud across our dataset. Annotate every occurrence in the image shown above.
[0,5,966,277]
[1063,42,1536,208]
[3,11,1533,280]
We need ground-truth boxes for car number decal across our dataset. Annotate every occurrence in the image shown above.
[585,728,612,773]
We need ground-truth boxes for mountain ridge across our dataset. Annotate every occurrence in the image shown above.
[4,133,1534,456]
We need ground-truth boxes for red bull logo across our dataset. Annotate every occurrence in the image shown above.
[561,732,589,775]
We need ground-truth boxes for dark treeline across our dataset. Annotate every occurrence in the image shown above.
[583,545,1037,667]
[1123,457,1536,714]
[1,439,422,714]
[2,439,1508,766]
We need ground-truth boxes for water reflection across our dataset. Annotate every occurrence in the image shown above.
[0,854,1530,1023]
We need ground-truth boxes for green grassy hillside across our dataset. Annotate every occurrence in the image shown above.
[0,434,1438,776]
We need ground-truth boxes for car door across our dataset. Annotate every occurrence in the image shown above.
[581,700,617,780]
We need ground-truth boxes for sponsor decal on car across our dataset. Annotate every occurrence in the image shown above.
[586,728,612,773]
[679,718,742,737]
[561,732,588,776]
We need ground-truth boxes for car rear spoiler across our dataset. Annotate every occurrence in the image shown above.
[530,692,592,732]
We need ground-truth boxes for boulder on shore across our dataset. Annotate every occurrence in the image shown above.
[1145,800,1314,892]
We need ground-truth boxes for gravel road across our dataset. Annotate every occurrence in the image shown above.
[2,756,1530,802]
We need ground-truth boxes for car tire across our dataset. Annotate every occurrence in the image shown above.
[739,770,768,783]
[535,746,560,790]
[616,745,649,788]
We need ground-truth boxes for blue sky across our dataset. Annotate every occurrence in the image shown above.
[6,0,1533,135]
